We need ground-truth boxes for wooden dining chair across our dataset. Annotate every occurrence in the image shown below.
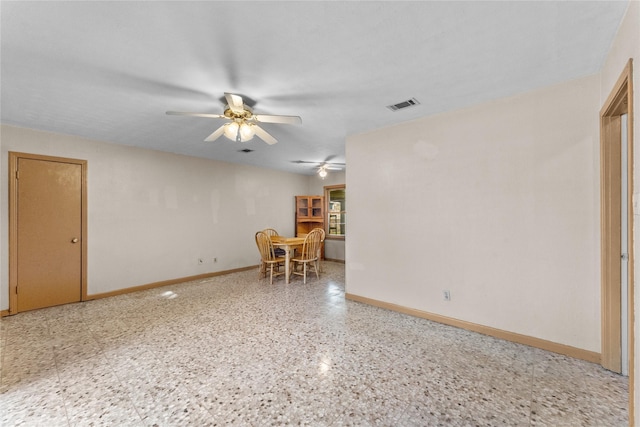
[311,227,325,273]
[255,231,285,284]
[262,228,286,256]
[262,228,279,238]
[291,228,323,284]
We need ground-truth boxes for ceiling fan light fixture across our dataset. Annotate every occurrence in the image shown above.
[318,167,328,179]
[224,120,255,142]
[224,122,238,140]
[239,122,255,140]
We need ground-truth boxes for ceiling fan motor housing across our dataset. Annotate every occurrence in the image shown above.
[224,105,253,120]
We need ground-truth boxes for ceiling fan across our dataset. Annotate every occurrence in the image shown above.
[166,93,302,145]
[293,159,345,178]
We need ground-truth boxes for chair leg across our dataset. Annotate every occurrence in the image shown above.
[316,250,323,273]
[269,263,274,285]
[259,261,266,278]
[303,262,307,284]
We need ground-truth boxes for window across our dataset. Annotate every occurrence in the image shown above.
[325,184,345,238]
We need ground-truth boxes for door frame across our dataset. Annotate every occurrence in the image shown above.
[8,152,88,315]
[600,59,634,422]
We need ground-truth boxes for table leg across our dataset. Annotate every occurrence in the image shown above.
[284,246,291,284]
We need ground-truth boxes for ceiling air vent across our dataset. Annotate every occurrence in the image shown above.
[386,97,420,112]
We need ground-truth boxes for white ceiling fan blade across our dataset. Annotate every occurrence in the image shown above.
[224,92,245,114]
[204,125,226,142]
[254,114,302,125]
[254,125,278,145]
[318,163,342,171]
[166,111,226,119]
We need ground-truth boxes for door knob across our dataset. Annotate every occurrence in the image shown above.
[71,238,79,243]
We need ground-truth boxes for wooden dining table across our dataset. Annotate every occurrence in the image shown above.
[270,236,305,284]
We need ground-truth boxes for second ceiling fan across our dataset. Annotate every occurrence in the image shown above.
[166,93,302,145]
[293,159,345,178]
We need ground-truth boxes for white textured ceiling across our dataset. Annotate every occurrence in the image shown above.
[0,1,629,175]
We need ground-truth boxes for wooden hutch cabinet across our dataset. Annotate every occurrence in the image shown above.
[295,195,324,237]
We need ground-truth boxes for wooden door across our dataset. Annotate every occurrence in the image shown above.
[10,152,87,313]
[600,59,634,423]
[601,60,633,374]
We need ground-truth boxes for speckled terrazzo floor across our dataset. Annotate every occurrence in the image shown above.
[0,262,628,426]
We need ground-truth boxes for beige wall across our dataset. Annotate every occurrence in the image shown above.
[346,74,601,352]
[0,125,309,310]
[599,0,639,419]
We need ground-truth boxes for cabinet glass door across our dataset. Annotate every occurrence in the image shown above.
[311,197,323,218]
[297,197,309,217]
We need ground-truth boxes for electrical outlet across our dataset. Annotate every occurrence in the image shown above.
[198,258,204,265]
[443,290,451,301]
